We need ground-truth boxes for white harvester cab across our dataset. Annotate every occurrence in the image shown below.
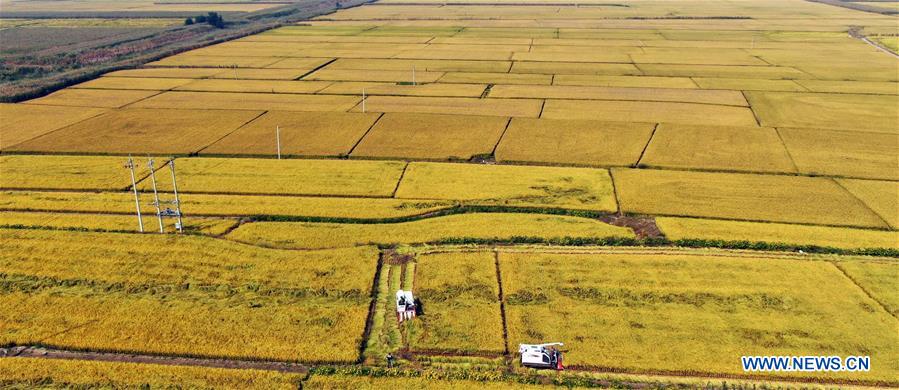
[518,342,564,370]
[395,290,416,322]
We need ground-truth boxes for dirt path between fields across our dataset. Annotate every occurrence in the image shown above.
[848,27,899,58]
[1,346,308,373]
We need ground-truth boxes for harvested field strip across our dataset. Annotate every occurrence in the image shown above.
[7,108,266,155]
[612,168,889,228]
[226,213,634,249]
[0,211,238,236]
[407,252,506,354]
[395,162,618,211]
[0,104,108,150]
[489,85,748,106]
[22,89,160,109]
[657,217,899,251]
[139,158,407,197]
[0,357,305,389]
[541,99,759,127]
[129,91,360,112]
[70,77,196,91]
[499,250,899,382]
[0,229,378,362]
[349,96,543,117]
[0,191,459,220]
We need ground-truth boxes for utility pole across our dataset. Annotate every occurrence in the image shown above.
[169,159,184,233]
[276,126,282,160]
[147,157,164,233]
[125,155,144,233]
[412,65,416,85]
[362,89,366,113]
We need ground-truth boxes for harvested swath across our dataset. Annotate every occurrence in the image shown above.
[319,82,487,97]
[130,91,360,112]
[351,96,542,117]
[640,124,796,174]
[396,162,617,211]
[778,128,898,180]
[104,68,226,79]
[612,168,888,228]
[638,64,807,79]
[0,358,303,390]
[304,374,551,389]
[304,69,444,83]
[22,89,159,109]
[141,158,406,197]
[71,77,195,91]
[541,99,758,127]
[408,252,505,353]
[692,78,806,92]
[495,118,654,167]
[490,85,748,106]
[147,55,281,68]
[500,250,898,381]
[838,261,899,317]
[511,62,640,76]
[0,155,136,190]
[0,229,378,362]
[175,79,332,94]
[8,108,263,155]
[0,104,107,149]
[0,211,236,236]
[657,217,899,250]
[327,58,512,73]
[227,213,634,249]
[1,190,457,220]
[204,111,380,156]
[794,80,899,95]
[553,75,697,89]
[439,72,552,85]
[350,113,508,160]
[745,92,898,133]
[836,179,898,229]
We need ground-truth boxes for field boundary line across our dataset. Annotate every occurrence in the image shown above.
[493,249,510,356]
[831,178,894,229]
[772,127,801,173]
[294,58,339,80]
[633,123,658,167]
[117,90,167,109]
[1,110,111,150]
[608,169,623,216]
[347,112,384,156]
[390,161,410,198]
[828,261,898,322]
[193,110,269,155]
[489,117,513,158]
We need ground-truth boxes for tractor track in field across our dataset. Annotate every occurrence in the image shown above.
[1,346,308,373]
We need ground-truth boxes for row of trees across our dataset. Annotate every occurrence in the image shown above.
[185,12,225,28]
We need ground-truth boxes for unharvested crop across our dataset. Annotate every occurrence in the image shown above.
[72,76,195,91]
[746,92,898,133]
[306,69,444,83]
[0,211,237,235]
[489,85,748,106]
[8,108,264,155]
[541,100,758,127]
[176,79,332,94]
[439,72,552,85]
[351,96,542,117]
[396,162,618,211]
[779,128,898,180]
[350,113,508,160]
[141,158,406,197]
[836,261,899,316]
[612,168,888,228]
[0,104,107,149]
[0,155,136,190]
[203,111,380,157]
[495,118,653,167]
[639,124,796,174]
[23,88,159,109]
[657,217,898,250]
[320,82,487,98]
[836,179,898,229]
[0,358,304,389]
[226,213,634,249]
[131,91,360,112]
[0,229,379,362]
[500,249,898,381]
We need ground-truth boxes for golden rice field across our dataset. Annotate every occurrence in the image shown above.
[1,0,898,386]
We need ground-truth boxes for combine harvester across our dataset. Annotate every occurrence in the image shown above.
[396,290,416,322]
[519,342,564,370]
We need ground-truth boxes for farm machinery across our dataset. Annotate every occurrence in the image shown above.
[395,290,416,322]
[518,342,564,370]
